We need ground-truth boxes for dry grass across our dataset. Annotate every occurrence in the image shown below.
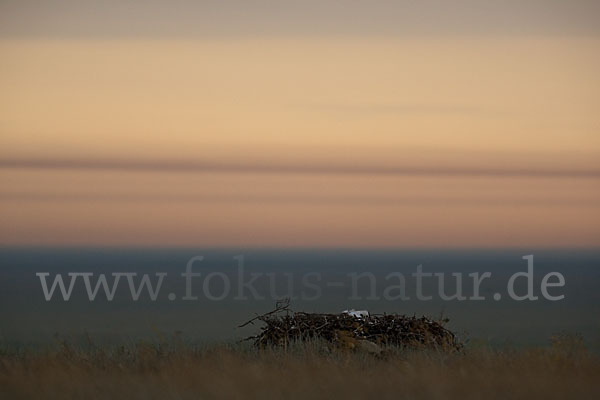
[1,334,598,400]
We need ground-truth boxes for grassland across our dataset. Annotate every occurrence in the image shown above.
[1,334,598,400]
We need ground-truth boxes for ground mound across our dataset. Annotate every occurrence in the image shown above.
[240,301,462,352]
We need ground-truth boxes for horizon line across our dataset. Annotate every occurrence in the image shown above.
[2,158,599,179]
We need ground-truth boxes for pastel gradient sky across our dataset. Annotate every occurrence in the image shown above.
[1,1,599,247]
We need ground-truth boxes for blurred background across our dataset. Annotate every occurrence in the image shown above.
[0,1,599,348]
[1,0,599,248]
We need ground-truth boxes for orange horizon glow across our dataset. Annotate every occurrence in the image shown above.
[1,11,599,248]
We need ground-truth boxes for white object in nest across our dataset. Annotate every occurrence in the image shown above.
[342,309,370,318]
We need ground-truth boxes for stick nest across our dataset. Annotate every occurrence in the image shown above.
[240,300,462,352]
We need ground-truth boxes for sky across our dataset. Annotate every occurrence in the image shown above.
[0,1,599,247]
